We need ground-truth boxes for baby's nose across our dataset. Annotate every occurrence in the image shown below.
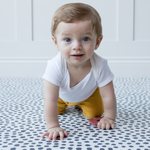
[72,41,82,51]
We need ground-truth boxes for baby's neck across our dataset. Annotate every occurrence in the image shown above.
[67,59,91,70]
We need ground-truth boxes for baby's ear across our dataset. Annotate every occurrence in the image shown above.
[52,36,59,50]
[95,36,103,50]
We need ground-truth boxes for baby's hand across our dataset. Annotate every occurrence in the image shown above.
[41,127,68,141]
[97,117,115,130]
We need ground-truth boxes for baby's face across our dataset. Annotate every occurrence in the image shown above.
[52,20,102,68]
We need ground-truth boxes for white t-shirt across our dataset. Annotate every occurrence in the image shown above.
[42,52,114,103]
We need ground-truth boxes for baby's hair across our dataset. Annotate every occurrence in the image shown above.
[51,3,102,39]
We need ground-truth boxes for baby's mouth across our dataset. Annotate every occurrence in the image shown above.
[71,54,84,59]
[71,54,84,56]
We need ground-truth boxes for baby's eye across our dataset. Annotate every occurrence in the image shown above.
[65,38,71,42]
[83,37,89,42]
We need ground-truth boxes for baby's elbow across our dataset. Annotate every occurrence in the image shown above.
[43,96,51,102]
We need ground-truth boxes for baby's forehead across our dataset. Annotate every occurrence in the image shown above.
[56,20,94,34]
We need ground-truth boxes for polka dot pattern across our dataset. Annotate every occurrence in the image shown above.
[0,78,150,150]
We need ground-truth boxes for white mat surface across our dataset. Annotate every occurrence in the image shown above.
[0,78,150,150]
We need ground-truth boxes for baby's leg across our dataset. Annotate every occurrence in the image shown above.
[79,87,104,119]
[57,98,68,114]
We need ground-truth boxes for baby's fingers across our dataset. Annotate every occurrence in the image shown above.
[106,123,111,130]
[97,121,102,129]
[64,131,68,137]
[53,132,59,141]
[59,131,65,140]
[101,122,106,130]
[48,132,54,141]
[97,120,106,129]
[41,132,49,138]
[111,123,115,129]
[60,131,68,140]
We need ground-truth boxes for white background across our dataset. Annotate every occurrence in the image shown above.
[0,0,150,77]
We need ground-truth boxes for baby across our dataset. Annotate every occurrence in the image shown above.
[41,3,117,141]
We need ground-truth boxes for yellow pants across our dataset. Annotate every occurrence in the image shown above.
[58,87,104,119]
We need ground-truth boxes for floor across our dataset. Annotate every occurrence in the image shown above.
[0,78,150,150]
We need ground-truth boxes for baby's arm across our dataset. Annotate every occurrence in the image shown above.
[98,81,116,130]
[41,80,68,140]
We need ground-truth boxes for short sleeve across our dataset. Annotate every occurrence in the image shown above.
[97,59,114,87]
[42,59,62,86]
